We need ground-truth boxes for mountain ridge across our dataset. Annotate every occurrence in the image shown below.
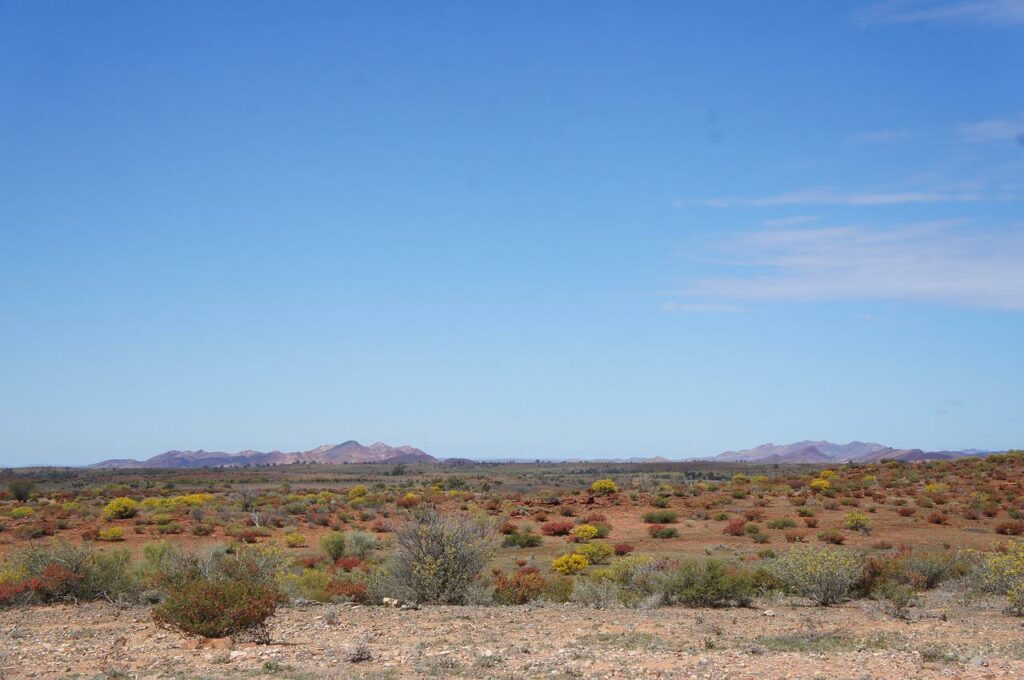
[91,440,436,469]
[715,440,990,463]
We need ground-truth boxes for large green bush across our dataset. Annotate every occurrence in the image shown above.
[153,578,282,641]
[657,559,754,608]
[768,545,864,605]
[371,508,493,604]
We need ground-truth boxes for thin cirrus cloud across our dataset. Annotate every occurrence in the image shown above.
[675,188,980,208]
[856,129,916,143]
[670,221,1024,311]
[859,0,1024,26]
[958,117,1024,143]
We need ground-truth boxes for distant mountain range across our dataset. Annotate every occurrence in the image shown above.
[91,440,436,469]
[714,440,991,464]
[89,438,996,469]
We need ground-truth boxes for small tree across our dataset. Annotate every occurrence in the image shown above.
[375,508,493,604]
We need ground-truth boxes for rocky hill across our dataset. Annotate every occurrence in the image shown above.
[91,440,436,468]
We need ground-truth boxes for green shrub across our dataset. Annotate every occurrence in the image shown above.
[767,518,796,530]
[647,525,679,539]
[10,507,33,519]
[284,533,307,548]
[153,577,282,641]
[975,542,1024,616]
[503,531,542,548]
[544,575,575,602]
[577,542,615,565]
[372,508,493,604]
[657,559,754,608]
[9,540,138,603]
[98,527,124,542]
[346,531,378,558]
[768,545,864,606]
[844,512,872,533]
[642,510,678,524]
[8,480,34,502]
[320,532,346,561]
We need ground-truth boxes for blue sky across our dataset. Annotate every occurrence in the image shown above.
[1,1,1022,465]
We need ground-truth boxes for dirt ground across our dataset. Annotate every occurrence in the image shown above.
[3,590,1023,679]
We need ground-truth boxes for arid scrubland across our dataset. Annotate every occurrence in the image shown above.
[2,454,1024,678]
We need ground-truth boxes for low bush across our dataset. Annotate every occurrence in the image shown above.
[320,532,346,561]
[552,553,589,575]
[657,559,754,608]
[767,518,796,530]
[723,518,746,536]
[540,520,575,536]
[98,527,124,542]
[153,577,282,641]
[647,524,678,539]
[817,529,846,545]
[768,545,864,605]
[577,542,615,565]
[371,509,493,604]
[346,531,378,558]
[285,533,307,548]
[995,521,1024,536]
[845,512,872,533]
[975,542,1024,616]
[572,524,599,542]
[642,510,678,524]
[502,531,543,548]
[493,567,547,604]
[103,498,139,520]
[591,479,618,496]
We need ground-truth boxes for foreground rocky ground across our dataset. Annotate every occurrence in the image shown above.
[2,590,1023,679]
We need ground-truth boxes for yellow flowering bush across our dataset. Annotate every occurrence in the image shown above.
[573,524,599,542]
[591,479,618,495]
[809,479,831,493]
[10,507,34,519]
[576,542,615,565]
[103,497,139,519]
[844,511,872,533]
[977,542,1024,616]
[98,527,125,541]
[552,553,589,575]
[347,485,368,501]
[284,532,307,548]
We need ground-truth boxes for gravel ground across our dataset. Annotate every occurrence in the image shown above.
[2,593,1023,679]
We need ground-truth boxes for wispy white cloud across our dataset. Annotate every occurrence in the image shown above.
[671,220,1024,310]
[860,0,1024,26]
[958,117,1024,143]
[661,302,742,313]
[676,188,980,208]
[762,215,821,227]
[856,130,915,142]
